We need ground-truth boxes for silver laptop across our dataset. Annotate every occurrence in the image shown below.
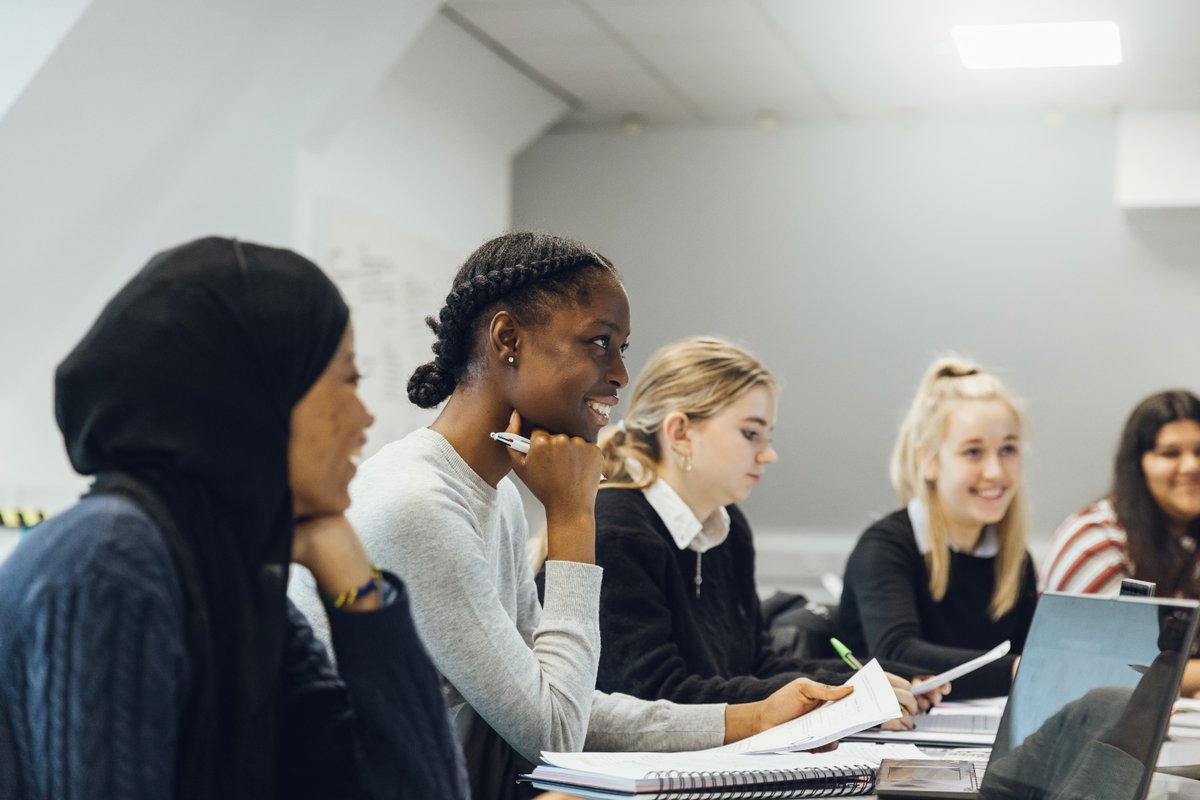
[876,592,1200,799]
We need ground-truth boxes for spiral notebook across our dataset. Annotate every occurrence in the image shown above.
[522,743,925,799]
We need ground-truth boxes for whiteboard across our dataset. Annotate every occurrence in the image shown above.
[313,197,461,456]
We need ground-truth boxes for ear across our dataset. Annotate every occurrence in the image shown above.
[917,443,939,483]
[487,310,520,365]
[662,411,692,456]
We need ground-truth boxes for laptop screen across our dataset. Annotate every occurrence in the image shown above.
[978,593,1200,800]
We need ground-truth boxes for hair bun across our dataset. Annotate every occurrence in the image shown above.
[407,361,454,408]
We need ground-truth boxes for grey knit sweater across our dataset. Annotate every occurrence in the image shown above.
[343,427,726,763]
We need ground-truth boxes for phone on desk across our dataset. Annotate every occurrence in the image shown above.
[1120,579,1156,598]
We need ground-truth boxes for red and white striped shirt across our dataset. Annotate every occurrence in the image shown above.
[1041,498,1130,595]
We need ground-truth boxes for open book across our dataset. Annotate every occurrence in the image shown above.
[525,743,927,799]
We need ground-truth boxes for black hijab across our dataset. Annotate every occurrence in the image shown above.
[55,236,349,799]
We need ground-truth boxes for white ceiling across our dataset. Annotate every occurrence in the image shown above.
[444,0,1200,128]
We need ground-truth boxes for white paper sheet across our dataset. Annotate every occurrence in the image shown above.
[703,658,902,755]
[913,640,1011,695]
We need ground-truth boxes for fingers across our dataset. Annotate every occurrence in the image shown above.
[885,672,919,716]
[916,681,950,712]
[880,715,915,731]
[794,678,853,702]
[506,409,523,434]
[908,674,949,712]
[755,678,854,735]
[893,686,918,716]
[505,444,528,472]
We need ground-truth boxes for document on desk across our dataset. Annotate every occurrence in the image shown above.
[913,701,1004,734]
[912,640,1011,695]
[705,658,902,755]
[845,728,996,748]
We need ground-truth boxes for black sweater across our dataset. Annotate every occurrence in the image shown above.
[594,488,849,704]
[837,508,1038,699]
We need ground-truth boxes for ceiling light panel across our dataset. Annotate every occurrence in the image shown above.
[952,21,1122,69]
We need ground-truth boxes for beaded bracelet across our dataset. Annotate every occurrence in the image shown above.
[321,565,383,609]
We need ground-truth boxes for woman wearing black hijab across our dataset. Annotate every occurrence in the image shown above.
[0,237,468,800]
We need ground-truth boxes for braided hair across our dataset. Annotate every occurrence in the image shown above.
[408,231,619,408]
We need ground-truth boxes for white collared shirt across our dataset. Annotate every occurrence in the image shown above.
[907,498,999,557]
[642,478,730,554]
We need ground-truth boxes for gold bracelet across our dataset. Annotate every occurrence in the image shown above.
[320,565,383,609]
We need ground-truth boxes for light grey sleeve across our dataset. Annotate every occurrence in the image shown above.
[359,484,604,764]
[287,565,331,653]
[509,495,542,651]
[585,691,727,752]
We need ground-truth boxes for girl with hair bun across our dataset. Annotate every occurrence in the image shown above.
[1043,389,1200,693]
[593,337,923,716]
[343,233,856,800]
[838,356,1038,699]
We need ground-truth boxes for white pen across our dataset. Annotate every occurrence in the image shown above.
[489,432,606,480]
[490,431,530,454]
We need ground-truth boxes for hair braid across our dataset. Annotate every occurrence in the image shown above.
[407,234,618,408]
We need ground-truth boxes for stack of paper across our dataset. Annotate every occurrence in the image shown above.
[524,660,915,799]
[528,743,929,799]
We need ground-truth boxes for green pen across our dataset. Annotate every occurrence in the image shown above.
[830,637,863,671]
[831,637,910,720]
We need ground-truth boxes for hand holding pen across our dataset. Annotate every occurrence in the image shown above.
[494,411,601,565]
[830,638,922,725]
[491,429,606,482]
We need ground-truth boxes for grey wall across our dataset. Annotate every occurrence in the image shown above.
[513,114,1200,590]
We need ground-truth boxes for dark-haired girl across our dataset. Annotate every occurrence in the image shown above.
[1043,389,1200,692]
[342,232,855,799]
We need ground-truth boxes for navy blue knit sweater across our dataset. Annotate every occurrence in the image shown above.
[0,494,468,799]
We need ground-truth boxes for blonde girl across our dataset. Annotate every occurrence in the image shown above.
[594,337,922,712]
[837,356,1038,698]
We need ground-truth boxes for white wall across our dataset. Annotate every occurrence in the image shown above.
[0,4,565,515]
[294,12,567,457]
[513,115,1200,591]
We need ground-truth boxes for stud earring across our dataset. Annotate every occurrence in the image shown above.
[506,356,515,365]
[676,452,693,472]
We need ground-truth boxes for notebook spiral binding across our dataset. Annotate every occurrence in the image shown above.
[639,763,876,799]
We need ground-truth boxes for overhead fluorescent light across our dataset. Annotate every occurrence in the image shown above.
[951,21,1122,69]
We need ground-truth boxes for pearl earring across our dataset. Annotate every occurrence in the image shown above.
[506,356,515,365]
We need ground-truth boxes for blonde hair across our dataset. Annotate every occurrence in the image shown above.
[599,337,777,488]
[891,356,1029,620]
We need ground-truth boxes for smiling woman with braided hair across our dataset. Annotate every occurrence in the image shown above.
[335,231,856,800]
